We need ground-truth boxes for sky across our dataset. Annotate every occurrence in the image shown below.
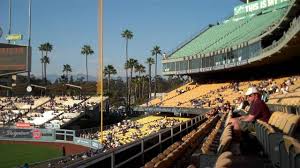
[0,0,242,79]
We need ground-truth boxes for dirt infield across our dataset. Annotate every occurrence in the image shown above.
[0,140,90,155]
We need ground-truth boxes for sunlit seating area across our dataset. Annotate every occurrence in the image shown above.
[145,76,300,111]
[78,115,191,150]
[145,82,197,106]
[24,110,63,126]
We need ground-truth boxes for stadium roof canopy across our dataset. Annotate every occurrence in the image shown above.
[162,0,300,78]
[240,0,258,3]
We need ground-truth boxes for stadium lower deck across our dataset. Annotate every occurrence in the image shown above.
[5,75,295,168]
[1,0,300,167]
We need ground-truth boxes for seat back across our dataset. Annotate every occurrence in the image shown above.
[268,112,281,126]
[274,112,288,129]
[283,115,300,136]
[278,114,294,130]
[288,136,300,168]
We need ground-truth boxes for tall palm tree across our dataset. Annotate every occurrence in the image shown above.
[121,29,133,112]
[42,56,50,83]
[135,64,145,99]
[43,42,53,83]
[151,45,161,98]
[141,75,146,100]
[81,45,94,82]
[38,44,45,80]
[146,57,155,101]
[125,58,138,110]
[104,64,117,94]
[63,64,72,82]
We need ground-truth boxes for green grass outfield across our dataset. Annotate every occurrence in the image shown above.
[0,143,62,168]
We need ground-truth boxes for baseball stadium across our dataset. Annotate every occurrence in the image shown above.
[0,0,300,168]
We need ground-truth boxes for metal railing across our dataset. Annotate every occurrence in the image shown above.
[134,106,210,115]
[267,103,300,115]
[65,114,206,168]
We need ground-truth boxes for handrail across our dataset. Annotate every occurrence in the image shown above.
[32,114,206,168]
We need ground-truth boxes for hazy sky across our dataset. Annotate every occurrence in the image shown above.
[0,0,242,78]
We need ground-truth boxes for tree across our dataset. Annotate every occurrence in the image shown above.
[146,57,155,101]
[121,29,133,112]
[38,44,45,80]
[81,45,94,82]
[151,45,161,98]
[63,64,72,82]
[42,56,50,83]
[104,65,117,95]
[43,42,53,84]
[135,64,145,99]
[125,58,138,110]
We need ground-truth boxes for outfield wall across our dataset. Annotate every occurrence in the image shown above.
[0,140,90,155]
[0,128,102,150]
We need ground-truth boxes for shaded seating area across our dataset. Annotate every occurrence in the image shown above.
[255,111,300,167]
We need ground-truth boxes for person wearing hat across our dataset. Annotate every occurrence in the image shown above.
[228,87,271,139]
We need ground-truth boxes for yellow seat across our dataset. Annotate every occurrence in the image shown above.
[274,113,289,129]
[282,115,300,135]
[268,112,281,126]
[215,158,232,168]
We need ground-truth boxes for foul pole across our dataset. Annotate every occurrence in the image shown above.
[98,0,104,143]
[8,0,12,44]
[27,0,32,85]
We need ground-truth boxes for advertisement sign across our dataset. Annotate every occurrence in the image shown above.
[74,137,90,147]
[32,129,42,140]
[91,140,100,149]
[5,34,23,41]
[234,0,290,15]
[0,128,32,139]
[16,122,32,128]
[45,123,61,129]
[73,137,102,149]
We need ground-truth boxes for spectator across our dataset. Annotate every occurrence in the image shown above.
[228,87,271,153]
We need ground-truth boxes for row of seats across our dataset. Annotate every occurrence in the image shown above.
[268,111,299,135]
[201,113,228,154]
[214,151,233,168]
[144,116,219,168]
[255,111,300,167]
[146,82,194,106]
[217,124,233,155]
[279,135,300,168]
[170,4,288,58]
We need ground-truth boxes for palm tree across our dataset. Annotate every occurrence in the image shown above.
[151,45,161,98]
[104,65,117,94]
[43,42,53,83]
[121,29,133,112]
[141,75,147,100]
[146,57,155,101]
[81,45,94,82]
[135,64,145,99]
[38,44,45,80]
[42,56,50,83]
[125,58,138,110]
[63,64,72,82]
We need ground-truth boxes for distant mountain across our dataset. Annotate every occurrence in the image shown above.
[35,74,97,82]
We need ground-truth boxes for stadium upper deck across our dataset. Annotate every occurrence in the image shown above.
[162,0,300,77]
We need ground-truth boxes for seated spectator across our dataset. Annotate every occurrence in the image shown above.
[228,87,271,141]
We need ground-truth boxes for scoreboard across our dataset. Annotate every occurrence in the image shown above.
[0,43,31,72]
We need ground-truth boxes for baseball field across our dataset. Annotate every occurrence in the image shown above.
[0,143,62,168]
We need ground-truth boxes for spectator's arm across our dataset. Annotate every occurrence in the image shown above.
[242,114,255,122]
